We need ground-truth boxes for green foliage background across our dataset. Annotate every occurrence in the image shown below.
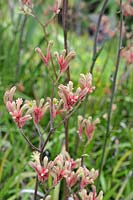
[0,0,133,199]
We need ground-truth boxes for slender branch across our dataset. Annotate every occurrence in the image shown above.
[31,9,48,41]
[81,154,89,167]
[64,119,69,152]
[90,0,109,74]
[44,13,57,28]
[32,10,58,80]
[51,56,58,80]
[19,129,40,152]
[16,15,27,80]
[35,124,43,149]
[41,101,81,152]
[41,127,54,152]
[34,176,39,200]
[97,0,123,188]
[96,42,112,84]
[62,0,70,155]
[62,0,70,81]
[41,80,55,151]
[83,0,109,134]
[50,81,55,131]
[43,187,54,200]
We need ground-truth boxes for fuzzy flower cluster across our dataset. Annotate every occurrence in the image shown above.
[25,99,49,125]
[58,73,95,111]
[78,116,100,142]
[35,41,76,73]
[54,49,76,73]
[4,73,94,127]
[35,41,54,66]
[4,87,49,128]
[29,151,103,199]
[120,46,133,64]
[74,185,103,200]
[46,73,95,118]
[47,97,64,119]
[4,86,32,128]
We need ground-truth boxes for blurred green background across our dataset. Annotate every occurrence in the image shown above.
[0,0,133,199]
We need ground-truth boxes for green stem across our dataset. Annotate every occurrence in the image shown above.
[90,0,109,73]
[97,0,123,189]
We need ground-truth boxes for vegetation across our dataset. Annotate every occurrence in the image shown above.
[0,0,132,199]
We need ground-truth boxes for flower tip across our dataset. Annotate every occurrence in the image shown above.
[49,40,54,46]
[54,51,58,57]
[78,115,83,121]
[70,50,76,58]
[62,49,66,54]
[35,47,41,53]
[11,86,17,91]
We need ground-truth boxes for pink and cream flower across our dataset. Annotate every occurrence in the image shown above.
[58,81,79,110]
[77,167,98,189]
[35,41,54,65]
[78,116,100,142]
[79,186,103,200]
[29,152,49,182]
[4,86,32,128]
[25,99,49,125]
[47,97,64,118]
[54,49,75,73]
[78,73,95,99]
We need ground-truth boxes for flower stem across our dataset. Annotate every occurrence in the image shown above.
[90,0,109,74]
[62,0,70,82]
[19,129,40,152]
[97,0,123,189]
[41,101,81,152]
[62,0,70,155]
[34,176,39,200]
[16,15,27,81]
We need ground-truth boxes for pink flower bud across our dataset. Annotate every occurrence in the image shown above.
[35,41,53,65]
[54,49,75,73]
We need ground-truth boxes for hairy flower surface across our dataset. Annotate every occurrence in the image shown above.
[25,99,49,125]
[78,116,100,142]
[47,97,64,118]
[79,186,103,200]
[58,81,79,110]
[4,87,32,128]
[77,167,98,189]
[54,49,76,73]
[65,171,77,187]
[35,41,53,65]
[30,152,49,182]
[58,73,95,110]
[79,73,95,99]
[50,154,66,186]
[29,151,101,197]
